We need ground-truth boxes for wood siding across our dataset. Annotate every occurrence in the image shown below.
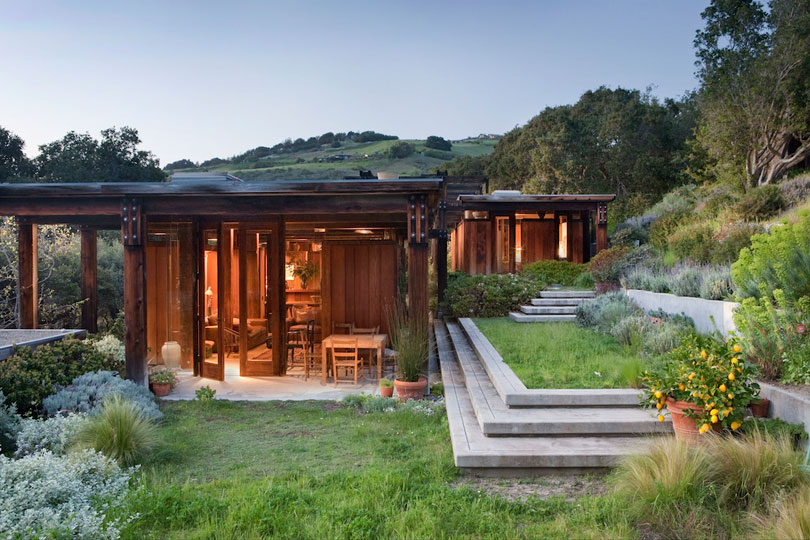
[322,242,397,336]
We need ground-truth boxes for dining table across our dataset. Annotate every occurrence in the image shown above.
[321,333,388,384]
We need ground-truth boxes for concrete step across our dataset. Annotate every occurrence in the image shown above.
[457,317,642,408]
[520,305,577,315]
[445,321,671,437]
[530,297,587,306]
[539,290,595,299]
[436,321,660,473]
[509,312,576,323]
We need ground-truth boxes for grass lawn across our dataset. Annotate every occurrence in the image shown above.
[116,400,632,539]
[474,319,644,389]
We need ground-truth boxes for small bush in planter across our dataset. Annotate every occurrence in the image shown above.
[386,302,429,400]
[149,367,177,387]
[642,333,760,435]
[379,378,394,388]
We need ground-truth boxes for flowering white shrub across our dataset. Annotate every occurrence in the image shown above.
[0,449,133,539]
[14,413,87,458]
[92,335,126,371]
[400,397,446,416]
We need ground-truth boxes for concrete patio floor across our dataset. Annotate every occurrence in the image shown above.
[164,368,383,401]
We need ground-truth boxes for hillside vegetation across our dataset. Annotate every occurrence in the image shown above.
[165,134,499,180]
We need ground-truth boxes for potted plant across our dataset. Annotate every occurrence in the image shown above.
[293,260,319,290]
[749,397,771,418]
[379,378,394,398]
[642,334,760,442]
[387,302,428,401]
[149,367,177,397]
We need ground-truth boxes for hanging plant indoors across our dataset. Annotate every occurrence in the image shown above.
[293,259,319,289]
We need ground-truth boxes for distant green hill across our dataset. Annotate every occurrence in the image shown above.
[166,135,499,180]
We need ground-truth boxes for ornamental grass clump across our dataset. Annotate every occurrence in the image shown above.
[761,486,810,540]
[642,334,759,433]
[386,302,429,383]
[73,394,158,466]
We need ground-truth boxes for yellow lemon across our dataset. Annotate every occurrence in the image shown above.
[701,350,708,359]
[723,410,730,417]
[733,345,741,353]
[710,409,719,416]
[731,421,741,430]
[699,424,711,434]
[658,415,665,422]
[654,391,663,399]
[728,373,736,381]
[656,402,663,410]
[728,393,734,400]
[731,357,739,364]
[678,384,685,391]
[711,415,719,423]
[688,372,696,381]
[719,384,727,393]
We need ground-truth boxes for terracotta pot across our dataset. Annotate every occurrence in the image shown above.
[666,398,719,442]
[394,377,427,401]
[151,382,171,397]
[380,385,394,398]
[750,398,770,418]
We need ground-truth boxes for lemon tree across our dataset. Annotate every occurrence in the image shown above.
[642,333,760,434]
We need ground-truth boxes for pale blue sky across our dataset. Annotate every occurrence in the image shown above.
[0,0,709,164]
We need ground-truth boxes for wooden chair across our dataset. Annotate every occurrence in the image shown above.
[331,336,360,387]
[287,327,307,372]
[352,326,379,376]
[302,320,321,380]
[332,321,354,335]
[222,327,239,357]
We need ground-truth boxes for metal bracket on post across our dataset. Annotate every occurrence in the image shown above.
[122,198,143,247]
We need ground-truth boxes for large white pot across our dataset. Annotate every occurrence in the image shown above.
[161,341,182,369]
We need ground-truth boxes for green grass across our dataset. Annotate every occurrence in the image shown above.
[474,319,644,389]
[116,400,632,539]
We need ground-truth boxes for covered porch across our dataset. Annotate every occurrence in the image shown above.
[0,176,441,387]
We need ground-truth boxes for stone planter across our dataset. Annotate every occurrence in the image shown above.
[394,377,427,401]
[624,289,739,336]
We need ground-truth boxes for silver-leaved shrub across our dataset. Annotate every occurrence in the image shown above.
[43,371,162,421]
[14,413,87,458]
[0,449,132,539]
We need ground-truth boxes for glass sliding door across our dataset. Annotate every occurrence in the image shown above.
[200,224,226,380]
[145,222,195,371]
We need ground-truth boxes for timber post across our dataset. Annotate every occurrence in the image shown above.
[596,202,608,253]
[80,227,98,333]
[122,198,147,385]
[17,220,38,329]
[508,213,516,274]
[270,217,287,376]
[407,195,429,324]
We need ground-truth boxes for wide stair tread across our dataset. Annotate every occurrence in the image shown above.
[436,321,658,470]
[539,290,595,298]
[509,312,576,323]
[520,305,577,315]
[531,297,588,306]
[444,320,670,437]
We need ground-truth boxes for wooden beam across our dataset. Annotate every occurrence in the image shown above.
[238,223,248,375]
[508,214,516,274]
[269,217,286,376]
[596,203,608,253]
[80,228,98,333]
[17,222,37,329]
[0,198,121,217]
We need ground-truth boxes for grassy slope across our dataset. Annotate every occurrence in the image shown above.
[173,138,498,180]
[117,400,631,539]
[474,319,642,389]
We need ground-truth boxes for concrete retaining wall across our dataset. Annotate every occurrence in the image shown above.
[624,289,739,336]
[758,381,810,447]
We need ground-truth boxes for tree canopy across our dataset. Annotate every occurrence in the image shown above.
[484,87,696,219]
[35,127,165,182]
[425,136,452,151]
[0,127,34,182]
[694,0,810,187]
